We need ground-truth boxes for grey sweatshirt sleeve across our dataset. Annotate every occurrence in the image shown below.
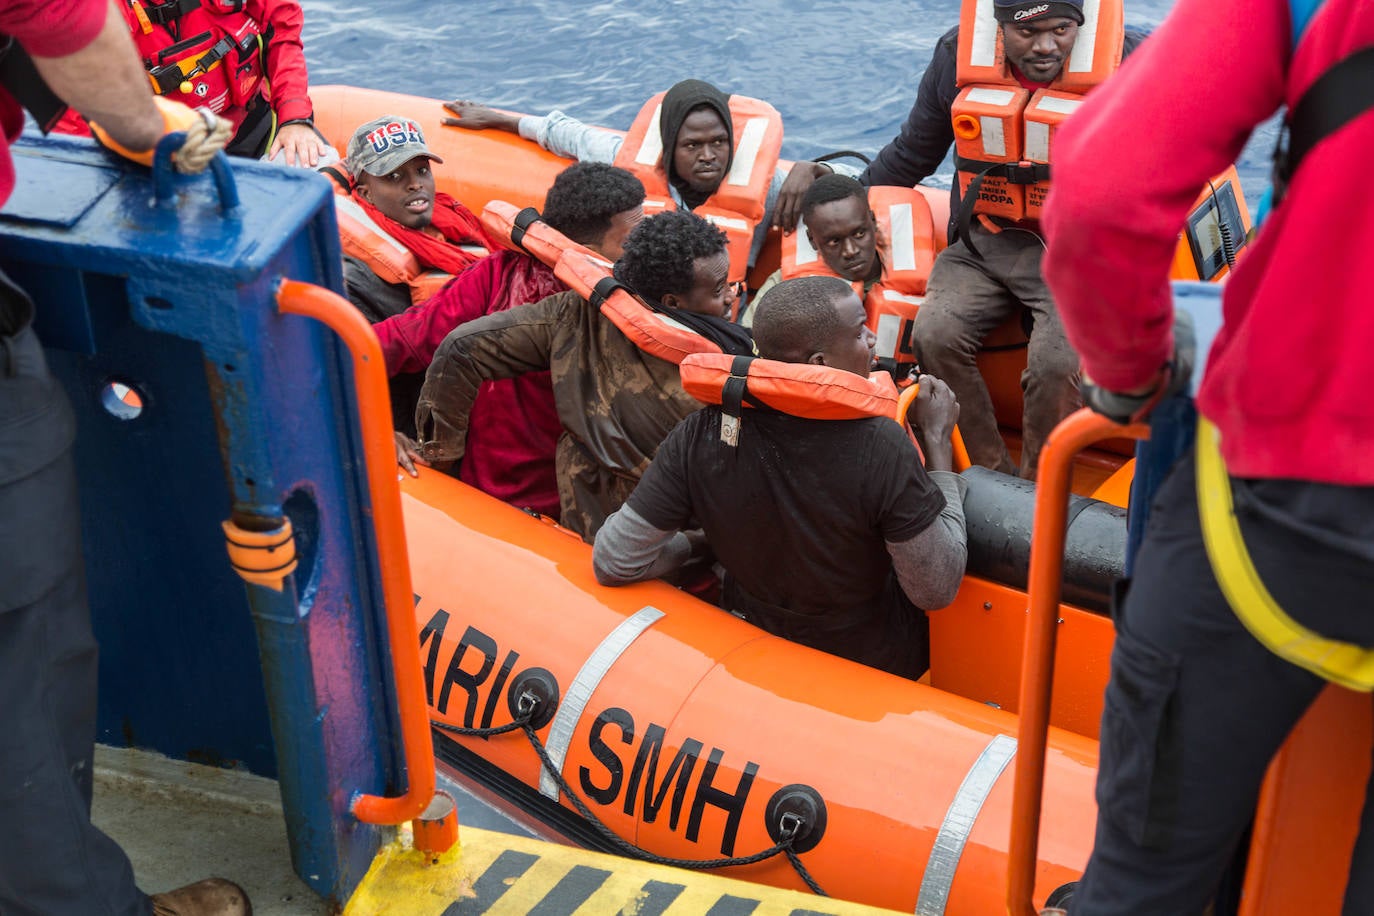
[592,503,693,586]
[886,469,968,610]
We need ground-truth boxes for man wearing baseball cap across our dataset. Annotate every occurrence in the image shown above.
[859,0,1146,481]
[340,115,497,324]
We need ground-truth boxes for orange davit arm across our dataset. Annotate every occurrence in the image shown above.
[1008,409,1148,916]
[276,279,437,827]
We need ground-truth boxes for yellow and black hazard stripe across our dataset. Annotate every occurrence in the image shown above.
[345,824,899,915]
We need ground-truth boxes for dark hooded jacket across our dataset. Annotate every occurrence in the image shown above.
[658,79,735,211]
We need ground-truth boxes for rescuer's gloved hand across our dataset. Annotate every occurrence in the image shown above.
[1081,309,1196,425]
[90,97,231,175]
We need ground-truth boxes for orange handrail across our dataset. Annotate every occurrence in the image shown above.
[1007,408,1148,916]
[276,279,436,826]
[895,380,971,471]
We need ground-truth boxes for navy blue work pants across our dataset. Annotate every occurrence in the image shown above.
[1071,454,1374,915]
[0,282,151,915]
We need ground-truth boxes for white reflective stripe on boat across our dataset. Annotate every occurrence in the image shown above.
[888,203,917,273]
[793,216,821,265]
[727,117,769,187]
[1069,0,1102,74]
[914,734,1018,916]
[970,0,999,67]
[539,607,665,800]
[335,195,411,259]
[636,105,664,167]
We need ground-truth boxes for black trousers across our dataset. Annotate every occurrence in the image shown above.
[1071,454,1374,914]
[0,282,149,915]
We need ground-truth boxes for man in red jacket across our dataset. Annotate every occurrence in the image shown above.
[385,161,646,520]
[1042,0,1374,911]
[0,2,249,913]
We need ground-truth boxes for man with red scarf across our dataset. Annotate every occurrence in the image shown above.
[341,115,497,323]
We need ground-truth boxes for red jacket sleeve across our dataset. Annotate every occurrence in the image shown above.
[247,0,313,124]
[375,253,502,376]
[3,0,107,57]
[1040,0,1288,391]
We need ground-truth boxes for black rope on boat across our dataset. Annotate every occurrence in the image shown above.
[430,691,829,895]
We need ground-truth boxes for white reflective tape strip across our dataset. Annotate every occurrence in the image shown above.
[727,117,769,187]
[915,734,1018,916]
[979,117,1007,158]
[1025,121,1050,163]
[1069,0,1102,73]
[964,87,1017,107]
[888,203,917,273]
[793,216,821,265]
[704,213,749,232]
[643,199,671,212]
[883,288,924,306]
[1034,95,1083,116]
[335,196,411,259]
[876,313,904,361]
[539,607,665,800]
[635,104,664,167]
[970,0,998,68]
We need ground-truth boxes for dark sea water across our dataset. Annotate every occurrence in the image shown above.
[298,0,1274,202]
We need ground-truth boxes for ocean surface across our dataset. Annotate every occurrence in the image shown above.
[298,0,1276,202]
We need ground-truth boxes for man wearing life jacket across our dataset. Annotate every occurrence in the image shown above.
[51,0,327,166]
[415,211,752,542]
[0,1,249,913]
[443,79,859,286]
[862,0,1144,479]
[340,115,498,324]
[385,162,647,521]
[1041,0,1374,912]
[592,276,967,678]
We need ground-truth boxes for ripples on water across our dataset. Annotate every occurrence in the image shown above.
[300,0,1273,200]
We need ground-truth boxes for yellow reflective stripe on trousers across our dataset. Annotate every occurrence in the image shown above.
[1196,416,1374,691]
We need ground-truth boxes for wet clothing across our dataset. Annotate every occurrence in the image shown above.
[1040,0,1374,910]
[416,290,704,541]
[911,222,1081,476]
[860,24,1143,478]
[376,250,567,519]
[601,409,965,677]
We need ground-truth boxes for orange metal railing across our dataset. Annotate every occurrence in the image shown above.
[895,380,971,471]
[276,279,438,829]
[1006,408,1148,916]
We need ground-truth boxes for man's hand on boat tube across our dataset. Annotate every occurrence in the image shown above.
[1081,309,1196,425]
[393,431,430,478]
[442,100,520,133]
[269,121,330,168]
[773,161,834,232]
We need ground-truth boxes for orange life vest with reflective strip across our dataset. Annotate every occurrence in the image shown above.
[332,191,459,306]
[680,352,899,446]
[951,0,1123,223]
[780,186,938,368]
[480,200,606,270]
[553,249,724,366]
[613,92,783,284]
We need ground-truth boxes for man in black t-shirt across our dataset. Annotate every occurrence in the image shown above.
[592,276,967,678]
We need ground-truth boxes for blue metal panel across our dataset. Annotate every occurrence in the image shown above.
[0,131,401,906]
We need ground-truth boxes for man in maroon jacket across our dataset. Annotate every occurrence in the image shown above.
[0,1,248,912]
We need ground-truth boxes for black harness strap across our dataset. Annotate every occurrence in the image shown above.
[509,206,542,253]
[952,155,1050,258]
[319,164,352,194]
[589,275,635,310]
[143,0,203,27]
[1272,45,1374,206]
[718,355,773,446]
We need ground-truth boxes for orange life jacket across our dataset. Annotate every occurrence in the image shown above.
[553,248,723,367]
[780,186,938,368]
[951,0,1124,224]
[480,200,607,271]
[680,352,899,446]
[331,188,460,306]
[613,92,783,285]
[121,0,266,117]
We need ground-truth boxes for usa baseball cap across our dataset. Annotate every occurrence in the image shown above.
[346,116,444,177]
